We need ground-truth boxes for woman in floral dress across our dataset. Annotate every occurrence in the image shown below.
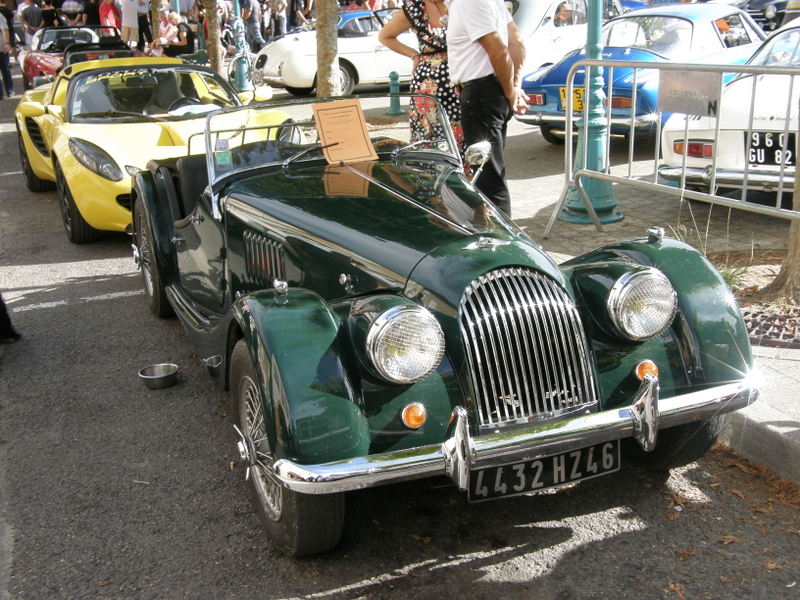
[378,0,464,153]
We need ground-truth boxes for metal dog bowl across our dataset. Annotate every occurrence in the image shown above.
[138,363,179,390]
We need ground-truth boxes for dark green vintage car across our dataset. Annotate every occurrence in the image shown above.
[131,95,757,557]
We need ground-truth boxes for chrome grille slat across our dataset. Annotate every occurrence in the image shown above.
[459,267,598,428]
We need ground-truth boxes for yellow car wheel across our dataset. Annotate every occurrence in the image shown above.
[56,162,99,244]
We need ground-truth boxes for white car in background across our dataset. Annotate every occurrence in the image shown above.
[659,20,799,195]
[510,0,617,74]
[252,9,416,96]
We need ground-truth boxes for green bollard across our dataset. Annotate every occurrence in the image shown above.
[387,71,405,115]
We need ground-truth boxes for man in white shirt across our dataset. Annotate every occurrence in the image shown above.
[446,0,528,217]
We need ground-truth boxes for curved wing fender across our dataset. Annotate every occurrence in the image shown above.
[562,236,753,391]
[233,288,369,465]
[132,169,178,284]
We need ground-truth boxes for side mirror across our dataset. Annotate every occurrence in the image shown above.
[464,140,491,182]
[46,105,65,120]
[16,101,47,118]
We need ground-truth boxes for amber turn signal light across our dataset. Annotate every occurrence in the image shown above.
[635,360,659,381]
[402,403,427,429]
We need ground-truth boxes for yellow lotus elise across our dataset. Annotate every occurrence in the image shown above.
[15,56,269,243]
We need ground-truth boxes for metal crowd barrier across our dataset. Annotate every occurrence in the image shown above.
[544,58,800,237]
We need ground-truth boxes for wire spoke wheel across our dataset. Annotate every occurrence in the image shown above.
[136,207,155,298]
[238,372,282,521]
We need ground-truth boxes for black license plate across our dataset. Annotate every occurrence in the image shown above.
[746,131,795,166]
[468,440,621,502]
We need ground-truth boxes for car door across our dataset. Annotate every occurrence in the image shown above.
[175,187,228,312]
[339,12,416,83]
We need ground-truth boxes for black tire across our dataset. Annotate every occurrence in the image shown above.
[284,84,314,96]
[17,126,54,192]
[338,62,356,96]
[230,340,345,557]
[539,125,565,145]
[623,415,727,472]
[134,201,174,318]
[55,162,100,244]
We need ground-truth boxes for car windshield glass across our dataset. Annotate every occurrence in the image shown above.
[205,94,459,184]
[750,27,800,66]
[38,26,118,52]
[70,68,238,121]
[604,16,692,58]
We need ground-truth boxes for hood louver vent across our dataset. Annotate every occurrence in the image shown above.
[243,231,285,286]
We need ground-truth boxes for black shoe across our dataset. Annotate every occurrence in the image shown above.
[0,331,21,343]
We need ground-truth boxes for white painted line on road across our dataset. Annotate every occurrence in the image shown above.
[0,171,23,177]
[11,290,144,313]
[0,124,17,134]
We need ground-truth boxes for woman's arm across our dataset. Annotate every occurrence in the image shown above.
[378,10,419,68]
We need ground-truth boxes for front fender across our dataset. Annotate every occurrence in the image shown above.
[562,236,752,403]
[233,288,369,464]
[132,170,177,285]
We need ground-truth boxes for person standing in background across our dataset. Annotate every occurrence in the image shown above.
[241,0,265,51]
[0,8,13,99]
[445,0,527,217]
[137,0,151,50]
[287,0,306,31]
[82,0,99,24]
[19,0,43,47]
[99,0,121,28]
[119,0,139,47]
[40,0,61,27]
[60,0,86,25]
[271,0,285,37]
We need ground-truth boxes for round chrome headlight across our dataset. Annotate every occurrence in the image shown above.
[765,4,777,19]
[366,306,445,384]
[607,268,677,341]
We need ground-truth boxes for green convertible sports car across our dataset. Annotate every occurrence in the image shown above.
[131,94,758,557]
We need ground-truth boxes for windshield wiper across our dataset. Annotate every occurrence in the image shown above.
[77,110,165,122]
[391,139,433,158]
[282,141,338,170]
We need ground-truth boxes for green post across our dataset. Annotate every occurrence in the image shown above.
[387,71,405,115]
[231,0,253,92]
[560,0,622,225]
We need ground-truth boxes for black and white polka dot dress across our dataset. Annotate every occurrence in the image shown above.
[402,0,463,151]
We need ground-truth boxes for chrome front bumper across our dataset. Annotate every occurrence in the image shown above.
[658,165,795,190]
[515,111,660,128]
[273,377,757,495]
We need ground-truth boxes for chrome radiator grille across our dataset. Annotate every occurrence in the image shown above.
[459,267,597,427]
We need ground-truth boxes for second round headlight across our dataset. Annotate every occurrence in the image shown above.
[607,268,677,341]
[366,306,445,384]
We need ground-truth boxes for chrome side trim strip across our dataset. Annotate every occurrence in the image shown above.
[273,378,758,494]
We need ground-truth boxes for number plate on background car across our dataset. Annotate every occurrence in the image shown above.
[559,86,585,111]
[746,131,796,166]
[468,440,620,502]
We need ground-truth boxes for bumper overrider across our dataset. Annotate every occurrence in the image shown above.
[272,375,757,495]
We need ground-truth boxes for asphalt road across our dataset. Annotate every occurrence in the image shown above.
[0,88,798,600]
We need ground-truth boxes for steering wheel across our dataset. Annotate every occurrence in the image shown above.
[168,97,203,111]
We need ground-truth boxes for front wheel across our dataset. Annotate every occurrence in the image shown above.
[623,415,727,472]
[284,84,314,96]
[338,62,355,96]
[230,340,345,557]
[134,201,173,318]
[56,162,99,244]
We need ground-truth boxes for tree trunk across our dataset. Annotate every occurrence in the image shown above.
[763,191,800,303]
[316,0,340,97]
[201,0,224,74]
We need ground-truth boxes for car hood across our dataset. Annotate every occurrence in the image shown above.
[262,32,316,58]
[60,119,212,167]
[224,160,562,299]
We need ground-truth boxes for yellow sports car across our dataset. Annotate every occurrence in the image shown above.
[15,56,270,243]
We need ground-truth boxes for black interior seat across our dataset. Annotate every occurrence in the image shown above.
[175,155,209,218]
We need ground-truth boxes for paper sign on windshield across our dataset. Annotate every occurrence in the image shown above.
[312,99,378,164]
